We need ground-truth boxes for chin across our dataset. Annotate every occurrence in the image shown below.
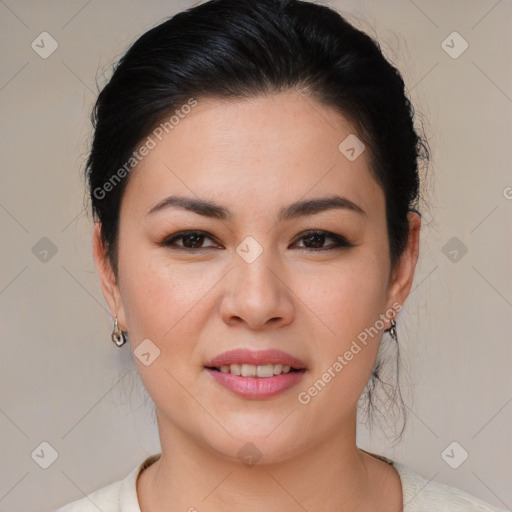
[201,423,307,467]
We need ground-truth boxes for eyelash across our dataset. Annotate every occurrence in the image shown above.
[158,229,355,252]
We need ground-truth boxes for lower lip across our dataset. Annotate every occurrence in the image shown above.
[205,368,306,399]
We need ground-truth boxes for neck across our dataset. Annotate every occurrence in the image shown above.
[137,410,399,512]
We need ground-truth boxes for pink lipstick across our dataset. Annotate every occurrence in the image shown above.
[204,348,307,399]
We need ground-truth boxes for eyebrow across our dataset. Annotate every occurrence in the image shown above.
[146,194,366,221]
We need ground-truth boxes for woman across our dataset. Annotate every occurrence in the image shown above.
[55,0,505,510]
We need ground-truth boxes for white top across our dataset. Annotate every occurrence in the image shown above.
[54,451,507,512]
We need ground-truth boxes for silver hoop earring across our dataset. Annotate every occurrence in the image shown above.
[385,317,398,342]
[111,315,128,347]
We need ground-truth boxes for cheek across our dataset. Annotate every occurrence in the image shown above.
[118,259,208,409]
[299,254,388,394]
[121,261,202,340]
[118,248,227,382]
[295,268,387,418]
[305,255,389,338]
[117,226,199,329]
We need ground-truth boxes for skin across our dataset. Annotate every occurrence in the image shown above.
[93,90,421,511]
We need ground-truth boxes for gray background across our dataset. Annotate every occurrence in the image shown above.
[0,0,511,511]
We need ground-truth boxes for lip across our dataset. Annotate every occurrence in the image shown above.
[204,348,307,400]
[205,368,306,399]
[204,348,307,369]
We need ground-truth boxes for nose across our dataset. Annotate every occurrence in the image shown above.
[219,247,295,330]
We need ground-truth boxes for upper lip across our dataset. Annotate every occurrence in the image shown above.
[204,348,307,369]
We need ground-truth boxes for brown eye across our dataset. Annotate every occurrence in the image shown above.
[159,231,219,250]
[294,230,354,251]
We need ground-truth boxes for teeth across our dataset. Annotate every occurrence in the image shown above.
[217,363,296,377]
[241,364,256,377]
[229,363,241,376]
[256,364,274,378]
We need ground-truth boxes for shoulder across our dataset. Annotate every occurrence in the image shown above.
[393,461,508,512]
[52,454,161,512]
[53,480,122,511]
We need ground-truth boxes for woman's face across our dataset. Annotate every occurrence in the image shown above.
[94,90,420,463]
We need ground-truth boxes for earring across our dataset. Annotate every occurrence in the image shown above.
[384,316,398,342]
[111,315,128,347]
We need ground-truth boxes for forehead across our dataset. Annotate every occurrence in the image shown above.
[122,91,384,224]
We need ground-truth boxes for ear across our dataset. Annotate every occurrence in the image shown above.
[92,222,127,330]
[385,211,421,319]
